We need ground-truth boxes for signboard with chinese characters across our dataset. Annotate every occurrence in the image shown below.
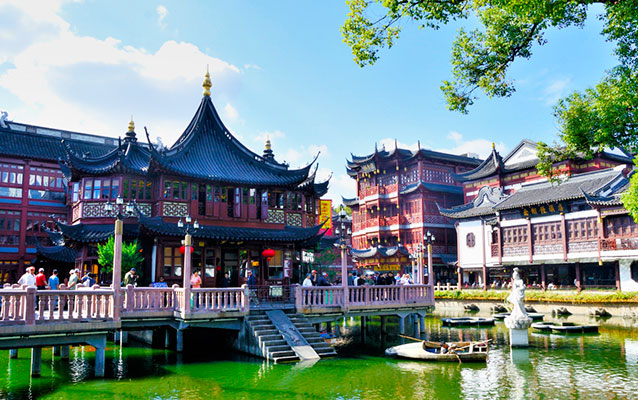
[318,199,333,236]
[521,202,565,217]
[360,161,376,174]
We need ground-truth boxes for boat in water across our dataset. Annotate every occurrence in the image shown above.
[531,322,599,334]
[441,317,495,327]
[385,340,488,362]
[493,312,544,321]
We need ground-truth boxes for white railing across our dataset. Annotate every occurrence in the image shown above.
[0,286,114,325]
[191,287,249,313]
[295,284,433,311]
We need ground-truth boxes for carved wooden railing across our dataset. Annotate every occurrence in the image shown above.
[600,237,638,251]
[491,243,499,257]
[295,284,433,312]
[121,285,175,317]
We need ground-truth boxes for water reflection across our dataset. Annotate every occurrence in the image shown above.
[0,314,637,399]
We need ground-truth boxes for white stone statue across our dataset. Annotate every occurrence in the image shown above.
[0,111,9,128]
[504,268,532,330]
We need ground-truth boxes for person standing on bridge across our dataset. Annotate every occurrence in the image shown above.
[18,266,36,288]
[68,269,80,290]
[123,268,138,287]
[48,270,59,290]
[35,268,48,290]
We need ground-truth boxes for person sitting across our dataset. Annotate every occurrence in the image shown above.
[440,342,449,354]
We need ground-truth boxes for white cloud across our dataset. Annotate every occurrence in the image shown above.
[0,1,242,145]
[540,77,571,106]
[435,131,506,159]
[156,5,168,29]
[254,129,285,143]
[378,132,505,160]
[244,64,262,71]
[325,172,356,204]
[223,102,239,121]
[278,143,326,168]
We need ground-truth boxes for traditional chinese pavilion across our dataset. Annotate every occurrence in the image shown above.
[55,72,329,287]
[344,143,482,280]
[439,139,638,291]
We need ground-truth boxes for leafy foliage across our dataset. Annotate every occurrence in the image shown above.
[97,236,144,278]
[342,0,638,216]
[435,289,638,304]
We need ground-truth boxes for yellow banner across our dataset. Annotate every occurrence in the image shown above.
[318,199,333,235]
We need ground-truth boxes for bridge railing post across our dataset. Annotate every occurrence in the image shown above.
[398,285,405,306]
[125,285,135,311]
[25,287,36,325]
[240,284,249,312]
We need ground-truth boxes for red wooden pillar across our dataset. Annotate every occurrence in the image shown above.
[575,262,581,290]
[540,264,546,291]
[615,261,620,291]
[457,266,463,290]
[481,219,487,290]
[527,218,533,264]
[560,213,567,261]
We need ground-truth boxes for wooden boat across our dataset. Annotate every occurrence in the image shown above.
[532,322,599,334]
[493,312,544,321]
[441,317,495,327]
[385,340,488,362]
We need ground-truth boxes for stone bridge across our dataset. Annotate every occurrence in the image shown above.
[0,283,433,376]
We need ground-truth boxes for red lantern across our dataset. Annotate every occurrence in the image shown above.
[179,245,194,255]
[262,248,275,261]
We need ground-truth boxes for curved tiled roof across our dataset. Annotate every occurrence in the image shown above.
[452,147,504,182]
[351,245,410,259]
[138,214,325,244]
[63,135,150,176]
[55,220,140,243]
[342,196,359,207]
[347,145,482,171]
[149,96,315,187]
[35,241,77,264]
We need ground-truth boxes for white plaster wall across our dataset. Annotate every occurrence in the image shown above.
[457,220,484,269]
[619,260,638,292]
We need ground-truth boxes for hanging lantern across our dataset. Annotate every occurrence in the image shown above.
[179,245,194,255]
[262,248,276,261]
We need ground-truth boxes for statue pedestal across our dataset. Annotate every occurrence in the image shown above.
[508,327,529,348]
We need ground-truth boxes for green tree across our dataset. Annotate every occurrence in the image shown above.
[342,0,638,216]
[97,236,144,279]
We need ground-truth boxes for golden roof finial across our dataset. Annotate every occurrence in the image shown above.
[491,142,495,150]
[128,115,135,132]
[265,138,272,151]
[202,65,212,97]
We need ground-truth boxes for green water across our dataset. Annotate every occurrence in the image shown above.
[1,313,637,400]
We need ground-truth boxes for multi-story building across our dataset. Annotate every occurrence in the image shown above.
[0,73,329,287]
[55,73,329,287]
[0,115,118,283]
[344,144,482,281]
[439,140,638,291]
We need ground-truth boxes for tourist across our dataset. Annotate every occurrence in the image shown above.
[347,272,354,286]
[221,272,231,288]
[400,274,412,285]
[352,272,359,286]
[81,272,96,287]
[191,270,202,288]
[35,268,48,290]
[152,276,168,288]
[123,268,138,287]
[388,272,395,285]
[48,269,59,290]
[317,272,331,286]
[67,269,79,290]
[246,270,256,287]
[302,273,313,287]
[18,266,36,288]
[311,270,318,286]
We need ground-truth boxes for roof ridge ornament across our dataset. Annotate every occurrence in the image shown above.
[125,115,137,143]
[202,66,212,97]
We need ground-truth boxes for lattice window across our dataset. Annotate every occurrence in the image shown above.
[568,218,599,241]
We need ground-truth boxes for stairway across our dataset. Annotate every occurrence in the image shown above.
[243,312,338,363]
[287,314,338,358]
[244,313,299,363]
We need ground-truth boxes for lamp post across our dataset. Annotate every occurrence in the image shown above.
[177,215,199,313]
[336,206,349,307]
[424,230,435,286]
[415,243,424,284]
[104,196,135,320]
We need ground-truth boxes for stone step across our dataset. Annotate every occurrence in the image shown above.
[253,328,278,336]
[268,350,297,358]
[250,322,275,329]
[272,355,300,363]
[304,337,325,343]
[260,339,287,348]
[296,327,317,333]
[314,348,337,355]
[268,344,292,352]
[246,315,269,321]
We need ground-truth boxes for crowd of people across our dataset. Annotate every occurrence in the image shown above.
[12,266,138,290]
[301,270,418,287]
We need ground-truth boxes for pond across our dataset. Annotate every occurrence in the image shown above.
[1,311,637,399]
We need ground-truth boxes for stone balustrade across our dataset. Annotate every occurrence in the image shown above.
[295,284,433,312]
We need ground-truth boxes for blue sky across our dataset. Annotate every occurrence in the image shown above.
[0,1,618,201]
